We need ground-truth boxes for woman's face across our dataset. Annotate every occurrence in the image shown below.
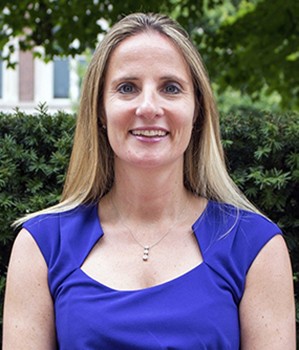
[103,31,195,171]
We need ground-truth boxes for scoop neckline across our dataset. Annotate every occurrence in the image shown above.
[78,259,207,294]
[78,199,211,293]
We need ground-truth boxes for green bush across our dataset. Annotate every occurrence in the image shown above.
[221,109,299,340]
[0,107,298,343]
[0,105,75,341]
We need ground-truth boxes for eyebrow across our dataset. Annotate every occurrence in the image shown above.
[111,75,190,86]
[111,76,139,86]
[160,75,190,86]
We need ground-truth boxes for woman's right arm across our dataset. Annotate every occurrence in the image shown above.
[3,229,57,349]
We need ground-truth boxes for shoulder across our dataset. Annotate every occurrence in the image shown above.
[6,228,49,293]
[23,204,98,238]
[223,201,281,259]
[3,228,56,348]
[19,203,102,297]
[22,204,100,266]
[23,204,92,229]
[10,228,46,264]
[198,201,283,301]
[239,235,295,348]
[206,200,281,241]
[199,201,281,251]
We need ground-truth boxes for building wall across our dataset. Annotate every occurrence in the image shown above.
[0,40,83,114]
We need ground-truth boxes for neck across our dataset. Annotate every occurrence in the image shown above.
[109,161,190,223]
[101,161,205,261]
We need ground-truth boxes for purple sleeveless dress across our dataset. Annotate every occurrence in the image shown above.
[23,201,281,349]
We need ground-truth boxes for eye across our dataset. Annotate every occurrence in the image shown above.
[117,83,136,94]
[163,83,181,94]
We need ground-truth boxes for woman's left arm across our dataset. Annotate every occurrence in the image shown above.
[239,234,296,349]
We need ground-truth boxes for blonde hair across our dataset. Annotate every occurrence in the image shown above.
[15,13,258,225]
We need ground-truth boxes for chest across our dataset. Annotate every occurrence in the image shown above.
[81,226,203,290]
[54,263,240,350]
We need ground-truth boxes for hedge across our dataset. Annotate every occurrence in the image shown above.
[0,105,298,343]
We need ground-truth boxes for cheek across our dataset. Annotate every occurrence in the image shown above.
[178,103,196,129]
[105,100,134,128]
[175,105,195,144]
[105,107,123,131]
[105,110,131,150]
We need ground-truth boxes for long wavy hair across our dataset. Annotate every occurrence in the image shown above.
[16,12,258,225]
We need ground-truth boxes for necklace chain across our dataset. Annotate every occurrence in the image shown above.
[111,197,188,262]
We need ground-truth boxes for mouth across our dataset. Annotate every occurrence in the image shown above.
[130,129,169,137]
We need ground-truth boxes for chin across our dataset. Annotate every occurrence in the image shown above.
[121,154,183,171]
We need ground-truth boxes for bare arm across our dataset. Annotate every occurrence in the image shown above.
[239,234,296,349]
[3,229,56,349]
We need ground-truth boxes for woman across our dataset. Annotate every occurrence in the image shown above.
[3,13,295,349]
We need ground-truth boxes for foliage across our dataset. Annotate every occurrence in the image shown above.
[201,0,299,111]
[0,0,298,109]
[220,107,299,339]
[0,108,298,343]
[221,109,298,223]
[0,0,164,64]
[0,106,75,342]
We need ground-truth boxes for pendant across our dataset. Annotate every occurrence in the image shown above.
[143,246,150,261]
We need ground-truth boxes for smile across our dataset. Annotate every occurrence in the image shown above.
[130,130,168,137]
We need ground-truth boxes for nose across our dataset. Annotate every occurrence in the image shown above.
[135,90,163,119]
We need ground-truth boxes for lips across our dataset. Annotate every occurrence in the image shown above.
[130,129,168,137]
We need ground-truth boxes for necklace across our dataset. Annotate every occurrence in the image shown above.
[111,197,188,261]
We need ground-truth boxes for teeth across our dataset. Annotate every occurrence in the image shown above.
[131,130,167,137]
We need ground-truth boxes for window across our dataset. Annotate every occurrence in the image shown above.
[53,57,70,98]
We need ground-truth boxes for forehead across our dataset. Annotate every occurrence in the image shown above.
[115,30,181,55]
[106,31,190,76]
